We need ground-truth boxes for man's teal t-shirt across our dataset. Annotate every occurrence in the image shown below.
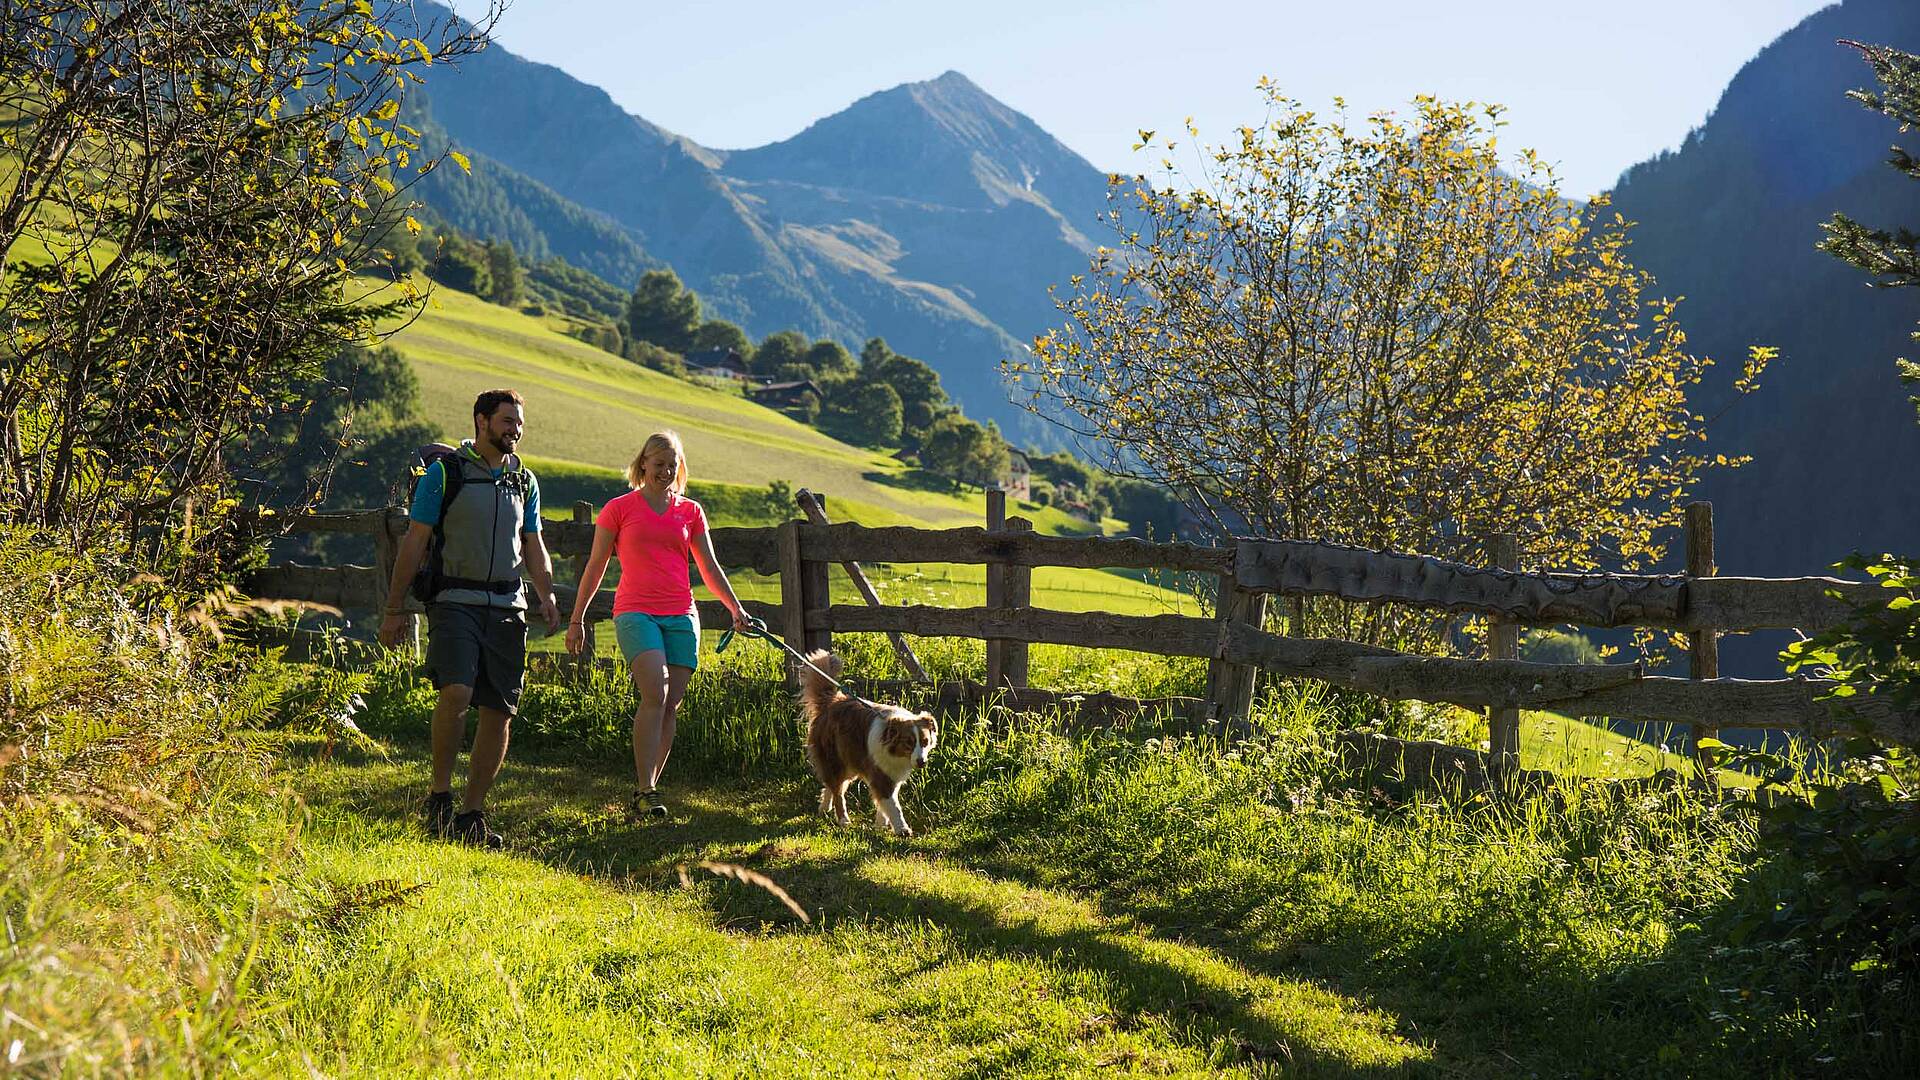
[408,454,542,532]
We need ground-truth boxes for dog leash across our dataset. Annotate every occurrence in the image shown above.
[716,616,849,693]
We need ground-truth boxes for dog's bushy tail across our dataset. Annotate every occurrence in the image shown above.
[798,649,842,722]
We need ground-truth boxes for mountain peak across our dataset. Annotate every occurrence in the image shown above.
[926,69,980,90]
[723,70,1103,217]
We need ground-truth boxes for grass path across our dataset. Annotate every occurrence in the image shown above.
[258,737,1425,1077]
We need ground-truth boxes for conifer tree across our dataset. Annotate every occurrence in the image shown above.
[1821,41,1920,422]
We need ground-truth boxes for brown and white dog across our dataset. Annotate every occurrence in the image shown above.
[799,649,937,837]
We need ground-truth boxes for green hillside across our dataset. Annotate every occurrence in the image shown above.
[387,282,1073,530]
[378,282,1203,617]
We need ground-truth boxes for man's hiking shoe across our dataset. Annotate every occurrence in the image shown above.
[629,788,669,821]
[424,791,455,838]
[452,809,504,849]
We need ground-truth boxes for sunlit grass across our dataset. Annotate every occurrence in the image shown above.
[380,281,1110,534]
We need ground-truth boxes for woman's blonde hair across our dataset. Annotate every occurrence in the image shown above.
[627,430,688,493]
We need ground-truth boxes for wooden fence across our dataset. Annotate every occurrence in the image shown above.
[245,494,1918,767]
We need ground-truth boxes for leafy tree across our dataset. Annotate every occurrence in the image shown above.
[821,381,904,447]
[627,340,686,377]
[380,219,433,277]
[528,255,631,323]
[1519,629,1601,666]
[804,339,858,379]
[484,239,523,307]
[859,339,950,438]
[260,346,436,519]
[1821,41,1920,422]
[626,268,700,354]
[570,322,625,357]
[433,234,493,297]
[786,391,822,425]
[921,414,1009,489]
[0,0,499,569]
[752,330,810,376]
[769,362,818,385]
[691,319,753,361]
[1027,450,1098,497]
[1015,91,1766,620]
[1106,477,1182,539]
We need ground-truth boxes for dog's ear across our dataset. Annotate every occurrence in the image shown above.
[916,711,938,745]
[878,713,919,756]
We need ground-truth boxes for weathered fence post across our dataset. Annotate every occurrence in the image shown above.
[801,496,832,659]
[985,487,1010,689]
[371,508,420,657]
[777,519,806,689]
[1003,515,1033,688]
[777,515,831,688]
[571,501,597,679]
[1687,501,1720,772]
[1488,533,1521,780]
[1207,564,1267,723]
[795,488,929,682]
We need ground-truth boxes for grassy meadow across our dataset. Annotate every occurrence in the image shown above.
[17,595,1913,1077]
[381,281,1104,535]
[524,455,1205,621]
[369,280,1205,623]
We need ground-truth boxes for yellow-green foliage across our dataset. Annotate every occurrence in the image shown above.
[0,531,289,1071]
[1020,91,1773,584]
[1,2,496,562]
[0,533,272,803]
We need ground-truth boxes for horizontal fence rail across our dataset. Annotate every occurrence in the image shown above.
[799,523,1233,575]
[1233,538,1878,633]
[242,503,1917,752]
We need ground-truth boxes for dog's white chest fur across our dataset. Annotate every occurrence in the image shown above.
[866,715,916,782]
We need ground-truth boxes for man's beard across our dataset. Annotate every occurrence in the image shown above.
[486,430,517,455]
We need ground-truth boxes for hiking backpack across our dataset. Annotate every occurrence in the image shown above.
[398,442,534,603]
[401,442,470,603]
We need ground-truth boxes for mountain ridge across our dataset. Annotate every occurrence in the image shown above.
[390,3,1112,439]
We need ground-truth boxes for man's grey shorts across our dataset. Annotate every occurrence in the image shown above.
[426,603,527,715]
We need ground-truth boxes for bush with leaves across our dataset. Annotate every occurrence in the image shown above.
[920,414,1010,490]
[1015,90,1769,635]
[0,0,501,576]
[1727,40,1920,981]
[1728,556,1920,976]
[625,268,701,354]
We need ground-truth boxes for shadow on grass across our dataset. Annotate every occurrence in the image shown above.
[292,711,1920,1077]
[296,733,1421,1077]
[861,468,964,497]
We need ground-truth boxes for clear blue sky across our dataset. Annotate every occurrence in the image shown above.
[468,0,1833,199]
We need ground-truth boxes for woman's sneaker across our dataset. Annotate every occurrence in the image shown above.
[424,791,455,839]
[452,809,504,849]
[629,788,669,822]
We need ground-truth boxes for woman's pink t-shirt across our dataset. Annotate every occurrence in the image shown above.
[598,490,708,616]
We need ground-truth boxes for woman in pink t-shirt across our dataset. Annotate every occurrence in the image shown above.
[566,431,749,820]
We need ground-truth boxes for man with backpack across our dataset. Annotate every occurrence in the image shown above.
[378,388,561,847]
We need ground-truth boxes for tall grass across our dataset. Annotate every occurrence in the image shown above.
[0,530,378,1074]
[14,547,1914,1074]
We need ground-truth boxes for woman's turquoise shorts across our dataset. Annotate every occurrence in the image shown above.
[613,611,700,670]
